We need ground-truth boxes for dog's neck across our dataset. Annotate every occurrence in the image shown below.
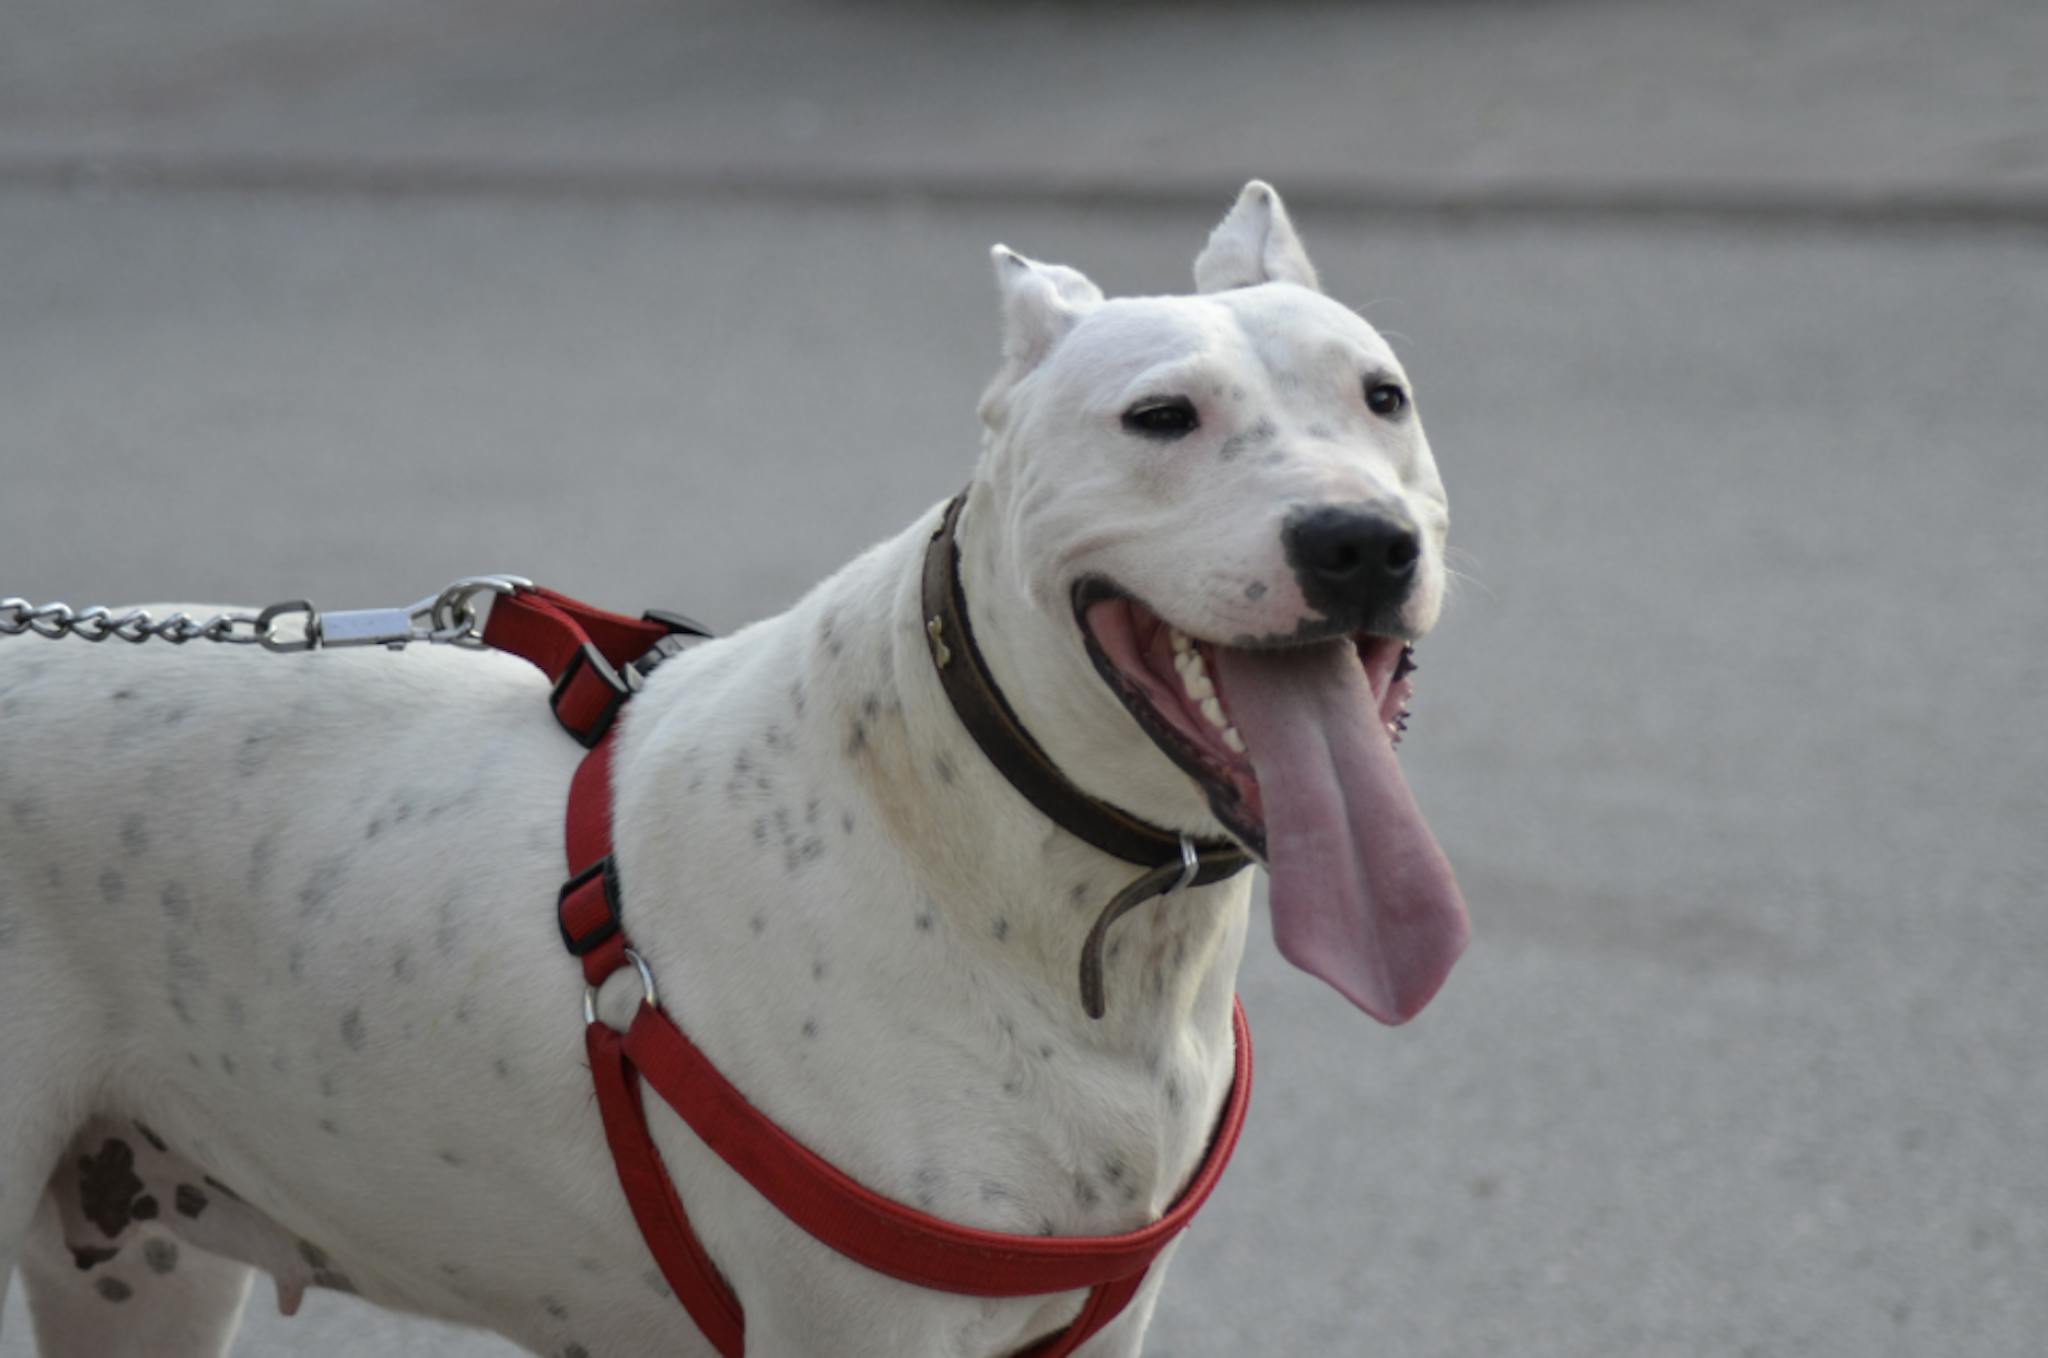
[858,492,1251,1053]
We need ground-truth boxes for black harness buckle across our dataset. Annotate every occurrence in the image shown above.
[558,855,623,957]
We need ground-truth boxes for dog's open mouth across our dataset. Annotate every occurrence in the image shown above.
[1074,590,1416,855]
[1073,580,1469,1025]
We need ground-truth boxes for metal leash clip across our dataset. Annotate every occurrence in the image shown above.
[259,575,535,652]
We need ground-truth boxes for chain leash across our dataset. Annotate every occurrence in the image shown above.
[0,576,532,653]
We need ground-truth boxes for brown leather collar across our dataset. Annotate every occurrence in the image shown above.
[921,492,1251,1014]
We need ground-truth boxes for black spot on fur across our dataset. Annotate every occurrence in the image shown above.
[98,868,126,904]
[71,1245,119,1271]
[132,1194,158,1220]
[96,1276,132,1302]
[934,754,956,785]
[1244,580,1268,600]
[1217,418,1278,463]
[120,812,148,856]
[175,1184,208,1218]
[439,1149,465,1167]
[845,719,868,756]
[914,911,934,932]
[247,834,276,892]
[340,1008,366,1051]
[1164,1075,1184,1112]
[784,836,826,872]
[392,947,412,982]
[144,1238,179,1274]
[541,1295,569,1320]
[298,857,348,917]
[563,1345,592,1358]
[993,918,1010,942]
[77,1139,144,1237]
[801,1018,819,1040]
[841,810,855,835]
[749,915,766,937]
[158,882,191,924]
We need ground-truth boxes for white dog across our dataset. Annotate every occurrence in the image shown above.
[0,182,1467,1357]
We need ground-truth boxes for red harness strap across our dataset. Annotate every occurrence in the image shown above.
[483,586,1253,1357]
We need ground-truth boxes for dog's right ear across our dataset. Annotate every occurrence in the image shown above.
[990,246,1102,368]
[980,246,1104,424]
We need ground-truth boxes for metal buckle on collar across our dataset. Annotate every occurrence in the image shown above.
[1166,833,1200,895]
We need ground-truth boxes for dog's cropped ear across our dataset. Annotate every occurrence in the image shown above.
[981,246,1104,424]
[990,245,1103,369]
[1193,181,1321,294]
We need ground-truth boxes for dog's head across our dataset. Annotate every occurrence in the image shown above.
[972,182,1468,1024]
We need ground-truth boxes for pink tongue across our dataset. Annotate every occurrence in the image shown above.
[1213,643,1470,1024]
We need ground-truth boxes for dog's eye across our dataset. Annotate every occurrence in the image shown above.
[1365,383,1408,418]
[1122,398,1199,439]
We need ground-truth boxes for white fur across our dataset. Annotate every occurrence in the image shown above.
[0,182,1449,1357]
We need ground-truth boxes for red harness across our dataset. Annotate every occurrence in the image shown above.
[479,585,1252,1357]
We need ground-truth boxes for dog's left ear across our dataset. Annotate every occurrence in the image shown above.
[1193,181,1322,294]
[980,246,1105,423]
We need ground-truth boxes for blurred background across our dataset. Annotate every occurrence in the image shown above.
[3,1,2045,1354]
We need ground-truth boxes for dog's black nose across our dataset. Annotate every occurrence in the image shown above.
[1284,503,1420,623]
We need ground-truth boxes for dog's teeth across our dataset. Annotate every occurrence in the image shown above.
[1201,696,1227,729]
[1183,670,1214,702]
[1170,628,1192,654]
[1222,726,1247,754]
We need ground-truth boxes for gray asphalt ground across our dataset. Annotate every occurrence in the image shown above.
[4,2,2046,1355]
